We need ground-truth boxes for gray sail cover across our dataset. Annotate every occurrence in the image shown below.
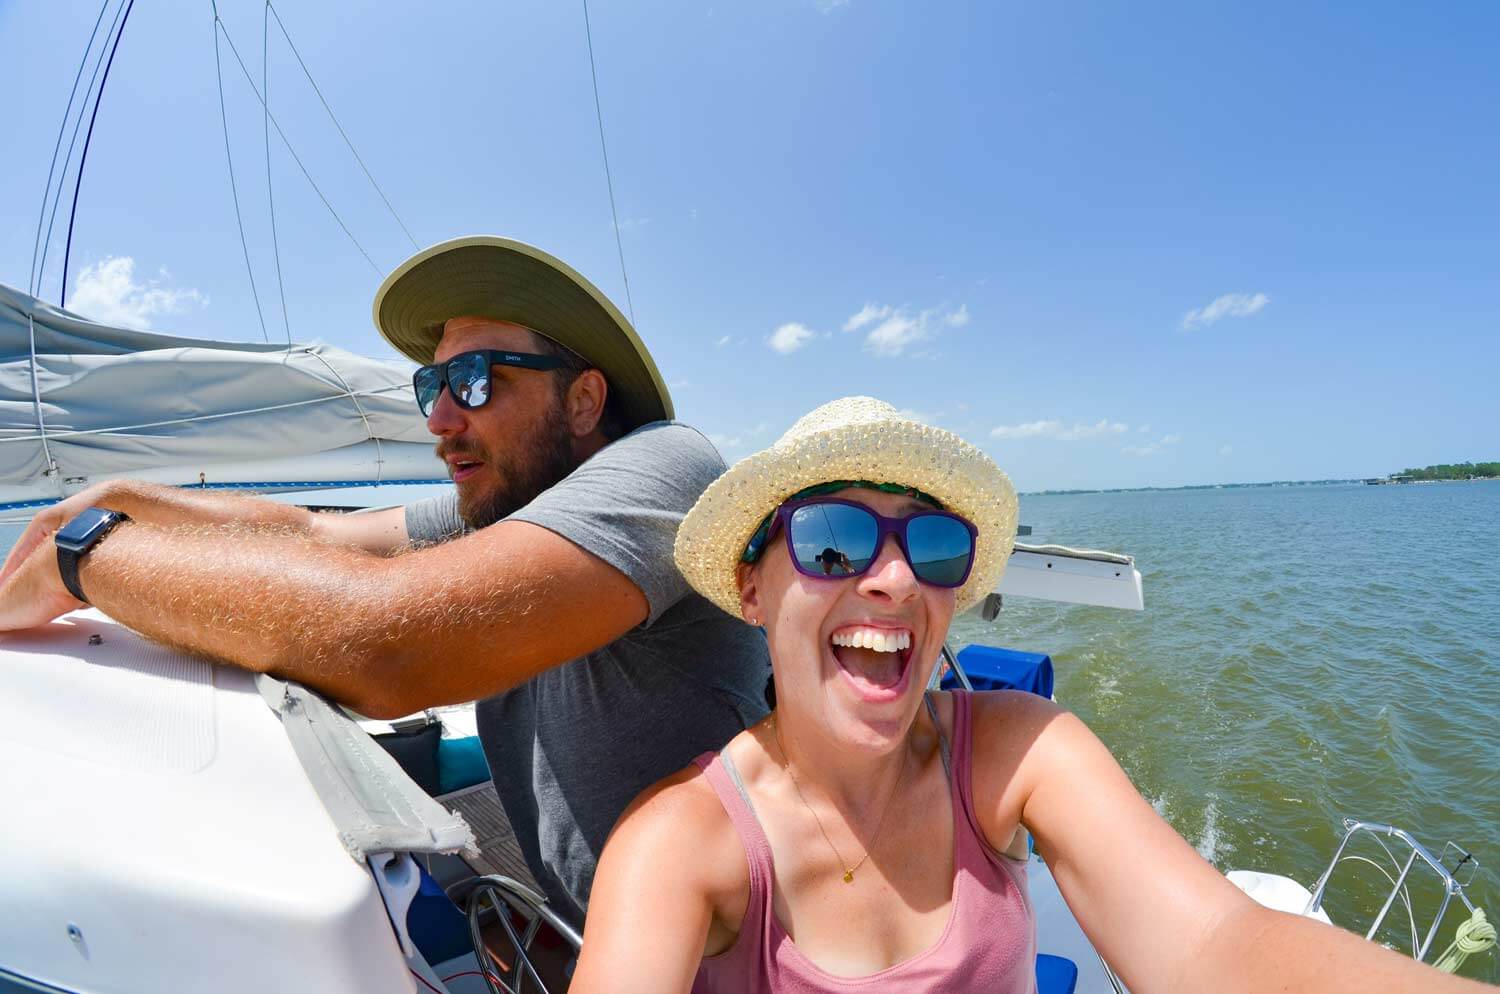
[0,281,442,509]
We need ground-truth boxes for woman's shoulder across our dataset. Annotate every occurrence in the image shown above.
[952,690,1079,828]
[965,688,1079,767]
[612,754,735,848]
[603,749,751,904]
[925,687,1066,742]
[581,749,757,981]
[967,686,1066,721]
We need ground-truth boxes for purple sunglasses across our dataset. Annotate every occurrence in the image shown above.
[752,497,978,588]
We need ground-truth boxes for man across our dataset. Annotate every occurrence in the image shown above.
[0,236,771,925]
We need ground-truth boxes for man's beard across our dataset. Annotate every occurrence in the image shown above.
[439,398,580,530]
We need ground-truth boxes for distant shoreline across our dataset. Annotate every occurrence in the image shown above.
[1022,477,1498,498]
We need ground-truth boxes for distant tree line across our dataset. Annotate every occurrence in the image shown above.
[1394,461,1500,480]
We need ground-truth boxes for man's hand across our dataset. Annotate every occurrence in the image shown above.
[0,540,84,631]
[0,482,113,584]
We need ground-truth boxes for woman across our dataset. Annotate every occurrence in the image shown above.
[571,397,1489,993]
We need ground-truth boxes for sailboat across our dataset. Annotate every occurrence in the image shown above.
[1,4,1490,993]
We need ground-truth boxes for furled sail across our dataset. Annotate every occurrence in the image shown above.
[0,282,443,513]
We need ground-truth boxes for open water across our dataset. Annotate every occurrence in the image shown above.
[3,481,1496,976]
[951,479,1498,977]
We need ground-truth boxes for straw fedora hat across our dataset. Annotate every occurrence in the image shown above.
[675,397,1018,618]
[372,235,673,431]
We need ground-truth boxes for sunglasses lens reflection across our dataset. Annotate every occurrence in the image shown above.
[413,367,443,416]
[450,354,490,409]
[905,514,974,586]
[788,503,877,577]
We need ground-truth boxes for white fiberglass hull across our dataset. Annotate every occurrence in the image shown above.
[0,610,416,993]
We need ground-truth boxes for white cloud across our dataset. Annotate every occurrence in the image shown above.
[1219,444,1233,456]
[1181,292,1269,331]
[816,0,850,11]
[66,256,206,330]
[707,432,742,451]
[864,312,926,357]
[1059,419,1129,441]
[1138,424,1151,434]
[991,418,1128,441]
[842,303,892,332]
[992,420,1062,439]
[768,322,815,354]
[1123,433,1182,456]
[853,304,971,357]
[714,334,732,347]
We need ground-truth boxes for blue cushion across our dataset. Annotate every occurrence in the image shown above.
[437,735,491,795]
[1035,953,1079,994]
[407,864,473,966]
[941,645,1054,698]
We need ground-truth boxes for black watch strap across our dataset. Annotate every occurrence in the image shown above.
[54,508,128,605]
[57,546,89,603]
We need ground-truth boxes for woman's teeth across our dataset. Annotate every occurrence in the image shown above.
[830,628,911,652]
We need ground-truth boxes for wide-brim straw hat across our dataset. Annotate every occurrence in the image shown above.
[675,396,1018,618]
[372,235,674,431]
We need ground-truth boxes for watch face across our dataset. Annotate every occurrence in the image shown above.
[54,507,123,553]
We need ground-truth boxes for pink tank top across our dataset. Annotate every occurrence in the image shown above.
[691,691,1037,994]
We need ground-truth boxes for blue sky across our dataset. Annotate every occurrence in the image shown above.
[5,1,1497,491]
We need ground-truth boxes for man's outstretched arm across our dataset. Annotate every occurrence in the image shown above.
[0,480,410,585]
[0,515,647,719]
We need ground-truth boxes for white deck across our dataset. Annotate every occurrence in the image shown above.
[0,610,415,994]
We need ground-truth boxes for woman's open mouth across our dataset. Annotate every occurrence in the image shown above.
[829,624,915,702]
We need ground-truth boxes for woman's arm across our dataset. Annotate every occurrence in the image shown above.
[570,767,747,994]
[971,693,1492,993]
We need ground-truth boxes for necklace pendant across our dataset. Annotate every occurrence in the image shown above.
[842,869,854,883]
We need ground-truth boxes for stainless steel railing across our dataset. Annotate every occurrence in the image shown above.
[1304,818,1481,962]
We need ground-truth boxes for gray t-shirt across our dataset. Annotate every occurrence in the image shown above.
[405,421,770,923]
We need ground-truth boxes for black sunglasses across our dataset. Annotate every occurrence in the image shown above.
[412,349,567,416]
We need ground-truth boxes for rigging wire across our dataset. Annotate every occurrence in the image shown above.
[266,1,420,251]
[302,348,387,483]
[25,0,122,486]
[29,0,115,297]
[35,0,129,301]
[213,14,383,274]
[211,0,272,343]
[581,0,636,325]
[263,1,292,346]
[60,0,138,307]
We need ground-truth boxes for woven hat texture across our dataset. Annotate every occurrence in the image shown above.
[675,397,1018,617]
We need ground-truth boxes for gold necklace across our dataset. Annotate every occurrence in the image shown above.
[770,713,906,884]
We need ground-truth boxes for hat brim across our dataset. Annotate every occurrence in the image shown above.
[674,417,1018,618]
[372,236,673,431]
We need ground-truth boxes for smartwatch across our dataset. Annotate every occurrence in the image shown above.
[54,507,129,604]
